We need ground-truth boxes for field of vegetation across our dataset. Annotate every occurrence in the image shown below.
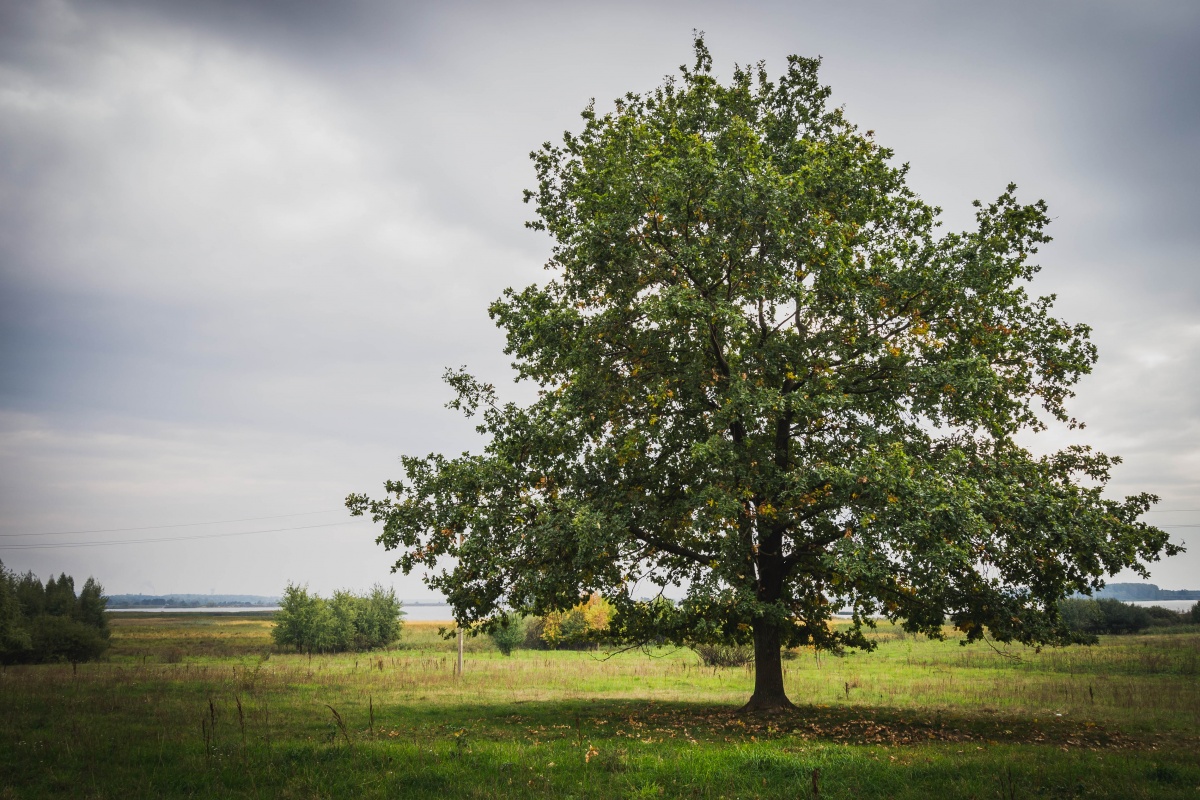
[1,612,1197,798]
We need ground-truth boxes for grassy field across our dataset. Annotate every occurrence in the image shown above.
[1,613,1197,799]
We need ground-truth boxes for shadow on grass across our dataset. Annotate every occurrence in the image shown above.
[376,697,1138,750]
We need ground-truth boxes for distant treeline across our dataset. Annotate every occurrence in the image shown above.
[1060,597,1200,636]
[1093,583,1200,601]
[0,561,110,664]
[106,593,280,608]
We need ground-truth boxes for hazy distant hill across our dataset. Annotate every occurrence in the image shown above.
[106,593,279,608]
[1093,583,1200,601]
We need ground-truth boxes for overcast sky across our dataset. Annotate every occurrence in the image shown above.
[1,0,1197,598]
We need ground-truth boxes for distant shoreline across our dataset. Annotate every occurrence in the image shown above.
[109,603,458,621]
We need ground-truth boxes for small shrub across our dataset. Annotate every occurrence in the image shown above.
[29,615,109,664]
[526,594,613,650]
[692,642,754,667]
[489,615,526,655]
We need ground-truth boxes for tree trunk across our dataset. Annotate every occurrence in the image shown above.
[740,620,795,713]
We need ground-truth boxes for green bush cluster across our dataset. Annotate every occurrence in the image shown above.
[524,594,614,650]
[1056,598,1195,636]
[0,560,110,664]
[483,595,617,655]
[1141,602,1200,627]
[271,583,404,654]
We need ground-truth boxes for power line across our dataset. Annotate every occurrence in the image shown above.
[0,520,368,550]
[0,509,345,538]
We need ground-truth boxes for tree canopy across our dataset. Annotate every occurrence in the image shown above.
[0,561,110,665]
[349,38,1178,710]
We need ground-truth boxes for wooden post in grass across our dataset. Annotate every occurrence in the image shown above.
[456,531,464,677]
[457,627,464,677]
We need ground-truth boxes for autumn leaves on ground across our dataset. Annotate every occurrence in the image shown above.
[1,613,1197,799]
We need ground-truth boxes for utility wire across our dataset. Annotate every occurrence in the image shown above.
[0,520,367,550]
[0,509,345,538]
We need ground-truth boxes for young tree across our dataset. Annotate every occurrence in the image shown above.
[0,562,32,663]
[15,572,46,617]
[349,38,1178,711]
[44,573,76,617]
[271,583,328,654]
[358,584,405,649]
[489,614,526,655]
[76,578,110,636]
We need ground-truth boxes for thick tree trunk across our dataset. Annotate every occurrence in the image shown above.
[740,620,795,713]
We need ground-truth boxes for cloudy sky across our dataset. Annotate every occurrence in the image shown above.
[1,0,1197,598]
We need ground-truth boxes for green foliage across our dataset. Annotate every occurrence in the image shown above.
[692,642,755,667]
[1142,605,1186,627]
[524,593,613,649]
[1057,598,1153,636]
[271,583,404,654]
[488,614,526,655]
[14,570,46,617]
[28,614,110,664]
[0,562,31,660]
[0,560,110,664]
[348,37,1179,706]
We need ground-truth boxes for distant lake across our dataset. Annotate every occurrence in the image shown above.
[109,602,458,620]
[109,606,280,614]
[403,603,455,621]
[1128,599,1197,612]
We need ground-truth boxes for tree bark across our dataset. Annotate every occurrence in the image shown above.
[740,619,795,713]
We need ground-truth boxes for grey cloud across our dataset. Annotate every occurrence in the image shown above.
[1,0,1197,593]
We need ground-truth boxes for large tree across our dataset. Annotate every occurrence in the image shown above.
[349,39,1178,711]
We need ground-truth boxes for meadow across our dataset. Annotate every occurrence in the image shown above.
[1,613,1197,799]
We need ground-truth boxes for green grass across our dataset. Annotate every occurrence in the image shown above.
[1,615,1197,798]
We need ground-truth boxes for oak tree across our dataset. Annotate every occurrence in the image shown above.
[349,39,1178,711]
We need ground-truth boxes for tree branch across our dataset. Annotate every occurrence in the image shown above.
[630,525,712,565]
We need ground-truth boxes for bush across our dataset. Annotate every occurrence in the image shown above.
[1058,598,1105,635]
[271,583,404,654]
[28,614,109,664]
[692,643,754,667]
[489,615,526,655]
[1097,599,1153,634]
[526,594,613,650]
